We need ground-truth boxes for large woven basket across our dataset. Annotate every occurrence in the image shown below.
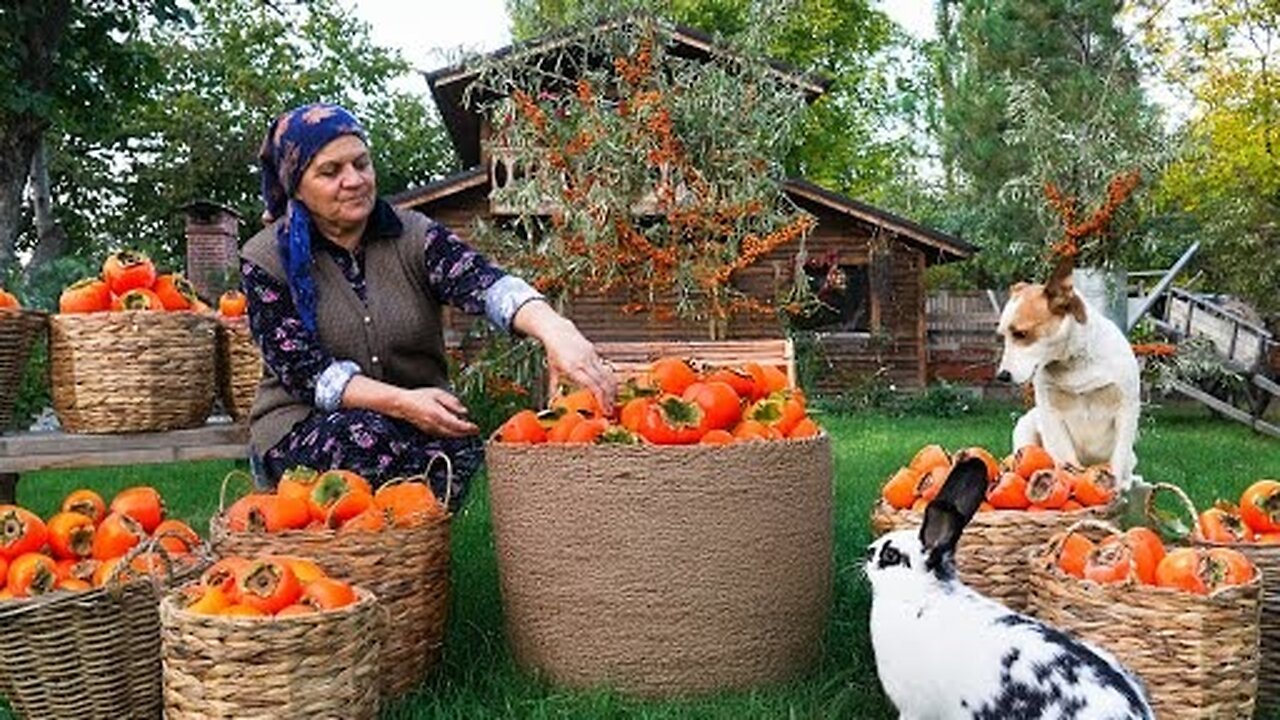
[484,434,833,697]
[215,316,260,421]
[161,587,381,719]
[0,540,199,719]
[1029,519,1261,720]
[208,472,451,699]
[870,498,1116,612]
[49,311,217,433]
[0,309,46,431]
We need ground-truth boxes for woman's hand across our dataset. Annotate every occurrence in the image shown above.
[392,387,480,437]
[512,301,616,412]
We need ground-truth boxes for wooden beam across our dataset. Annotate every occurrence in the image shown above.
[1169,380,1280,439]
[0,423,249,474]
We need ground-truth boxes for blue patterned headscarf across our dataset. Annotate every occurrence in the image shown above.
[258,103,368,334]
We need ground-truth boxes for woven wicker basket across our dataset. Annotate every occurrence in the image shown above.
[216,316,260,421]
[0,309,46,430]
[208,471,451,699]
[49,311,217,433]
[484,434,833,697]
[870,497,1116,612]
[1029,518,1261,719]
[0,540,199,719]
[160,587,382,719]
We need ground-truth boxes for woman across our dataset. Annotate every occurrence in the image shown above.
[241,103,615,507]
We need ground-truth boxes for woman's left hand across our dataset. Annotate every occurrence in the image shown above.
[513,300,616,412]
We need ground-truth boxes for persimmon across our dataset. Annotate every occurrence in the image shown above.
[952,447,1001,482]
[47,512,96,560]
[743,394,805,436]
[566,417,610,444]
[550,387,604,419]
[308,470,373,523]
[1156,548,1208,595]
[619,397,652,432]
[731,419,772,441]
[0,288,18,309]
[301,577,357,610]
[8,553,58,597]
[218,289,247,317]
[1012,445,1055,480]
[907,444,950,475]
[92,557,124,587]
[788,417,820,439]
[682,381,742,431]
[0,556,8,586]
[269,556,326,585]
[202,557,251,600]
[1124,527,1166,585]
[910,498,929,512]
[153,274,198,311]
[1083,541,1132,585]
[1256,532,1280,545]
[374,481,442,527]
[1239,480,1280,534]
[221,604,266,617]
[226,493,286,532]
[61,489,107,524]
[1055,532,1095,578]
[743,362,788,399]
[704,367,756,399]
[110,486,165,533]
[111,287,165,311]
[57,558,96,583]
[987,472,1030,510]
[184,585,231,615]
[321,491,374,528]
[917,465,950,502]
[59,277,112,313]
[648,357,698,395]
[0,505,48,560]
[1205,548,1254,589]
[1062,499,1084,511]
[337,507,386,533]
[276,604,317,617]
[276,466,320,504]
[102,250,157,295]
[237,560,302,615]
[56,578,91,592]
[882,467,922,510]
[498,410,547,444]
[699,429,735,445]
[154,519,201,554]
[1072,465,1116,507]
[1198,507,1253,544]
[637,395,707,444]
[1026,468,1071,509]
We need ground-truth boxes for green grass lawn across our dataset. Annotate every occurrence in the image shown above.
[7,402,1280,719]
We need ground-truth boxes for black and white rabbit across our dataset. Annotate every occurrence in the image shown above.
[865,457,1154,720]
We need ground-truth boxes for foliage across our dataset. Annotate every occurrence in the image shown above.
[465,16,819,332]
[1142,335,1246,398]
[448,326,547,437]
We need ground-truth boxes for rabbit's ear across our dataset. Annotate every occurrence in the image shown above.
[920,458,989,572]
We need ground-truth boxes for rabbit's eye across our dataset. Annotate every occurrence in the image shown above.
[877,543,910,569]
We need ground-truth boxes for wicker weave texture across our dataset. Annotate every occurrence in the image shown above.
[0,310,46,430]
[49,312,217,433]
[209,514,450,699]
[1196,540,1280,716]
[215,317,260,421]
[161,588,381,719]
[485,435,834,697]
[1029,538,1261,720]
[870,498,1115,612]
[0,580,163,719]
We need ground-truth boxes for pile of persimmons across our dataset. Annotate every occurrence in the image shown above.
[880,443,1117,513]
[496,358,819,445]
[179,554,359,617]
[57,249,245,317]
[223,467,443,533]
[0,486,200,599]
[1053,525,1256,596]
[1193,479,1280,545]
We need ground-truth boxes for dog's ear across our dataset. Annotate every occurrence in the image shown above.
[1045,259,1087,323]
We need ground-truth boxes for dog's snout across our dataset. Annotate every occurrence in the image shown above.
[995,370,1012,383]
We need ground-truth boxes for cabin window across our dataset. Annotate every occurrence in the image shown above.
[790,260,871,332]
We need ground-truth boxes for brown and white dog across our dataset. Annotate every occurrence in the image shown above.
[995,266,1140,490]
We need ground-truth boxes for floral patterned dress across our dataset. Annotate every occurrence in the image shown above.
[241,201,541,509]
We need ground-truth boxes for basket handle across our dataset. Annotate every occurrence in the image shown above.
[1143,482,1200,540]
[425,451,454,512]
[218,469,257,513]
[104,532,183,597]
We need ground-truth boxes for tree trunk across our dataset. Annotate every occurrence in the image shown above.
[25,136,68,280]
[0,130,40,278]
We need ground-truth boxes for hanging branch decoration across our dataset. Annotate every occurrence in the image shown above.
[1042,169,1143,266]
[462,17,816,329]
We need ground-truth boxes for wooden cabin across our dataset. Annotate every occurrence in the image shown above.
[391,21,974,394]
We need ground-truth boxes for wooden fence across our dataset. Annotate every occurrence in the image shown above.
[926,290,1001,384]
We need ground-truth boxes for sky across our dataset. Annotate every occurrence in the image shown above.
[347,0,939,95]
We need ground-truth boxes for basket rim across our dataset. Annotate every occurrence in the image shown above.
[1032,542,1265,601]
[871,496,1119,522]
[485,430,829,449]
[161,585,378,624]
[0,574,159,619]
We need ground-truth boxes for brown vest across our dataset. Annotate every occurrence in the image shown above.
[240,207,449,453]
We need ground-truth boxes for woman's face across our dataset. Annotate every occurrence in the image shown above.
[295,135,377,230]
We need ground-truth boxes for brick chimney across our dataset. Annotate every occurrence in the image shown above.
[182,200,242,301]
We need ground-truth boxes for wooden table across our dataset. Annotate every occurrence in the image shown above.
[0,422,249,503]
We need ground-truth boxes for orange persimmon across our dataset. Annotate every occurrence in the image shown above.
[498,410,547,444]
[110,486,165,533]
[987,472,1030,510]
[1025,468,1071,509]
[102,250,157,295]
[1199,507,1253,544]
[153,273,198,311]
[1240,480,1280,534]
[1055,532,1095,578]
[111,287,164,311]
[1072,465,1116,507]
[1156,548,1208,594]
[236,559,302,615]
[374,481,441,527]
[61,489,107,524]
[0,505,48,560]
[59,277,112,313]
[7,553,58,597]
[908,444,950,475]
[300,577,357,610]
[882,467,922,510]
[46,511,96,560]
[699,429,735,445]
[1012,445,1055,480]
[1124,527,1166,585]
[218,289,247,317]
[1083,541,1132,585]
